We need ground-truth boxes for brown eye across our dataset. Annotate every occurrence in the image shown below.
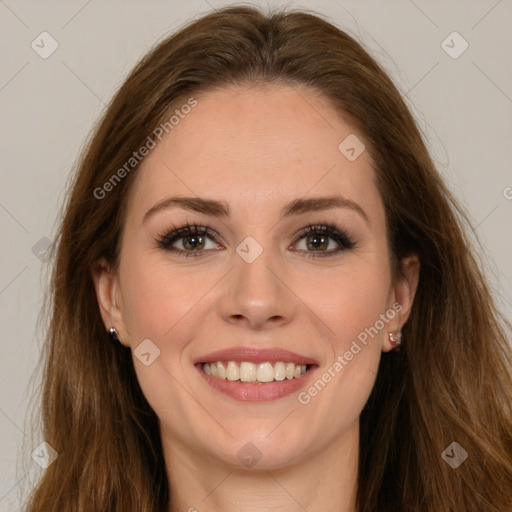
[293,224,355,258]
[156,223,222,257]
[179,233,206,251]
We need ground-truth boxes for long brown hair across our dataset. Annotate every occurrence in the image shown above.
[24,5,512,511]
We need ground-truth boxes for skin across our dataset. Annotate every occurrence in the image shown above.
[92,83,419,512]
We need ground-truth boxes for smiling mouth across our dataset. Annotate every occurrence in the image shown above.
[198,361,313,384]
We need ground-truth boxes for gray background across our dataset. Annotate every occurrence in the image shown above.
[1,0,511,509]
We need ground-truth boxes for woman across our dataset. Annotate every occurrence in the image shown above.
[25,4,512,511]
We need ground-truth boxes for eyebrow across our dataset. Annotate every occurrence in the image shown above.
[142,194,370,225]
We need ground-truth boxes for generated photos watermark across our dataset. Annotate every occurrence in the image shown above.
[297,301,403,405]
[93,97,198,200]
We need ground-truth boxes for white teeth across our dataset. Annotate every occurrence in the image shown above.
[274,362,286,381]
[257,362,274,382]
[285,362,295,379]
[226,361,240,381]
[239,362,257,382]
[217,361,227,379]
[202,361,309,383]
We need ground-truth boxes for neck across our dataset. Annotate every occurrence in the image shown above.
[163,421,359,512]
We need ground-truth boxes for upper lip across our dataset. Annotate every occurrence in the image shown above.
[194,346,319,365]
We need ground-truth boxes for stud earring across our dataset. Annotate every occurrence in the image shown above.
[108,327,122,346]
[389,329,402,351]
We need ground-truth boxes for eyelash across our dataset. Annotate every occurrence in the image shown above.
[155,222,356,259]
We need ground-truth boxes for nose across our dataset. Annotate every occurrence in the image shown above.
[218,244,296,330]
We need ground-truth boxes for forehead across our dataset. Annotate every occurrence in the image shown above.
[125,84,383,226]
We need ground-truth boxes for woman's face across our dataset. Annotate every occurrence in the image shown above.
[94,83,418,470]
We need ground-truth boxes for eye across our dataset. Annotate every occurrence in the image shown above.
[155,223,222,257]
[292,224,356,258]
[155,222,356,259]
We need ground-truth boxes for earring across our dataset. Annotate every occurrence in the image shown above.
[389,329,402,351]
[108,327,123,346]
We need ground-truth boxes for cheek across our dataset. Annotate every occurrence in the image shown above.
[309,260,392,349]
[119,250,222,347]
[300,258,391,409]
[118,254,218,436]
[120,239,393,354]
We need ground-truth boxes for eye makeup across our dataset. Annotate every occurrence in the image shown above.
[155,222,356,259]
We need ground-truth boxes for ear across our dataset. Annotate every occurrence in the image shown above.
[91,258,129,346]
[382,253,420,352]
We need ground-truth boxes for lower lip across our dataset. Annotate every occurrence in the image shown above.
[195,364,318,402]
